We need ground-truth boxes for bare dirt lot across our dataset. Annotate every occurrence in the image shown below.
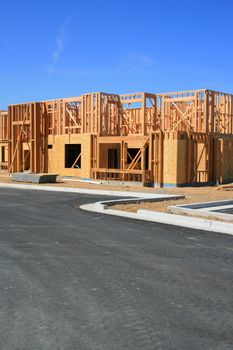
[0,173,153,193]
[113,186,233,213]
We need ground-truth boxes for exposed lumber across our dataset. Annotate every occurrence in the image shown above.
[71,153,82,168]
[1,88,233,187]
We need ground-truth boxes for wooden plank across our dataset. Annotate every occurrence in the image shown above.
[204,90,209,133]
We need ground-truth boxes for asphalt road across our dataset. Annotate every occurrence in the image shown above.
[0,188,232,350]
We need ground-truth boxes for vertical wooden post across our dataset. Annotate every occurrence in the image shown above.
[141,93,146,135]
[207,134,213,183]
[231,96,233,134]
[149,131,153,172]
[8,106,12,173]
[193,137,197,182]
[96,135,100,169]
[120,140,125,181]
[211,91,215,133]
[187,134,192,184]
[194,92,198,132]
[57,101,61,135]
[159,131,164,187]
[90,94,94,134]
[141,142,145,184]
[220,139,224,184]
[81,95,84,134]
[153,133,156,184]
[62,101,65,135]
[35,103,41,173]
[205,90,209,133]
[43,102,48,173]
[30,103,35,173]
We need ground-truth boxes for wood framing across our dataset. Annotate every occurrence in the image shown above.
[91,135,151,184]
[156,89,233,134]
[2,88,233,186]
[0,110,8,141]
[120,93,157,135]
[8,103,48,173]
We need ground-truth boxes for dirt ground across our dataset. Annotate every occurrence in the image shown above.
[113,186,233,213]
[1,172,233,214]
[0,172,156,193]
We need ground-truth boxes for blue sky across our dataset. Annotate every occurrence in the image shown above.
[0,0,233,108]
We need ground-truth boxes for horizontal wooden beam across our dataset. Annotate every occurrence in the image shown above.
[164,96,196,103]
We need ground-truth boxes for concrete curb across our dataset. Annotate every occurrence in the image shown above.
[137,210,233,235]
[169,206,233,223]
[169,199,233,223]
[80,202,233,236]
[96,195,184,208]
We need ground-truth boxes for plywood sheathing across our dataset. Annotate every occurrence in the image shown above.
[4,89,233,186]
[48,134,92,178]
[163,131,233,186]
[216,137,233,183]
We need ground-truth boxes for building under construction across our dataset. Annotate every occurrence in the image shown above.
[1,88,233,187]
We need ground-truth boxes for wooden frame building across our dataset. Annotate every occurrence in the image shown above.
[1,88,233,187]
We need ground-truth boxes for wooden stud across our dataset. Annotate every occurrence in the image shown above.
[2,88,233,187]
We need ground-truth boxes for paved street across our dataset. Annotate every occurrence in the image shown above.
[0,188,232,350]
